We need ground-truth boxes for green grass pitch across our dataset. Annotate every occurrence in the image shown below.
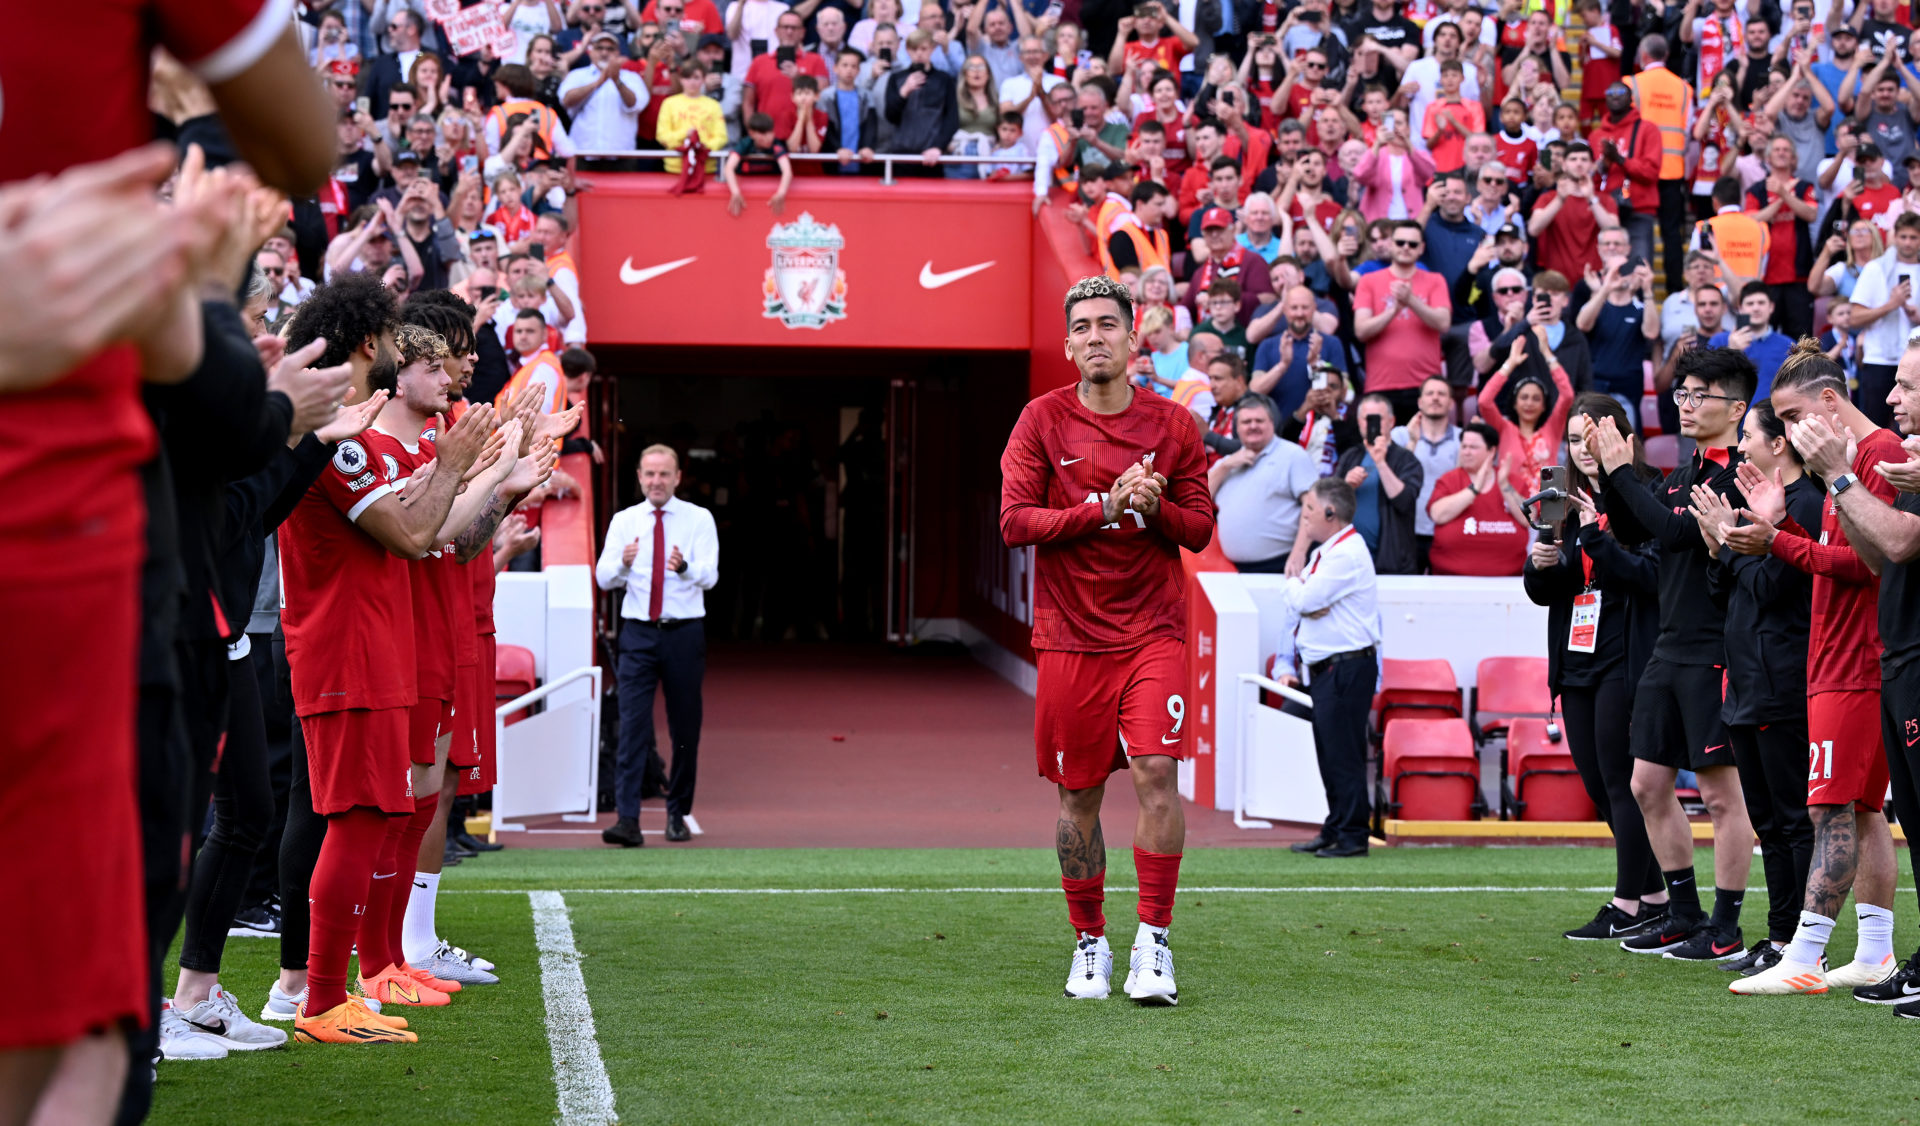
[153,846,1920,1124]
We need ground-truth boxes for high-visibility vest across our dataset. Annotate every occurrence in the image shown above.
[1092,194,1130,276]
[1046,120,1078,191]
[487,97,561,159]
[1696,211,1770,283]
[495,349,568,415]
[1625,63,1693,182]
[1101,213,1171,280]
[1169,378,1209,408]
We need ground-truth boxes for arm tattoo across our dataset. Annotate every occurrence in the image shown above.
[1056,817,1106,881]
[454,488,512,563]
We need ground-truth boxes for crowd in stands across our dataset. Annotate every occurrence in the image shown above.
[962,0,1920,577]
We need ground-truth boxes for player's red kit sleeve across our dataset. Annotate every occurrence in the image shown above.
[999,385,1215,652]
[1769,427,1904,693]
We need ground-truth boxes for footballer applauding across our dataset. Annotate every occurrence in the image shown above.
[999,276,1216,1005]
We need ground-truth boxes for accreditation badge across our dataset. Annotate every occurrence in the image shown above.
[1568,590,1601,654]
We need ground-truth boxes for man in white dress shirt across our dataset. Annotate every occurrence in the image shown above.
[1276,477,1382,858]
[593,445,720,845]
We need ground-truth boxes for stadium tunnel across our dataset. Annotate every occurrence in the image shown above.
[567,174,1103,673]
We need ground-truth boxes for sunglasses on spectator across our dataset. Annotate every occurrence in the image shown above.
[1672,388,1740,407]
[332,79,357,88]
[1303,61,1325,70]
[1494,285,1525,294]
[1392,238,1422,249]
[1478,175,1502,184]
[392,101,415,110]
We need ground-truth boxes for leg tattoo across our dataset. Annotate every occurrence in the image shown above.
[1805,807,1858,920]
[1056,817,1106,881]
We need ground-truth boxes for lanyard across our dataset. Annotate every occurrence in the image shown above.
[1309,527,1358,575]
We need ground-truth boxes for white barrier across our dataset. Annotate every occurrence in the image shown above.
[1189,572,1549,821]
[492,564,603,829]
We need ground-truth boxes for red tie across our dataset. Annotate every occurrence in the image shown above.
[648,508,667,620]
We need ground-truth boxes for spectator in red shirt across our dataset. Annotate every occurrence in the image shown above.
[1132,70,1190,177]
[1176,119,1225,225]
[1108,0,1198,76]
[1427,420,1530,575]
[1354,219,1454,421]
[1744,132,1820,338]
[743,9,832,138]
[1527,141,1621,284]
[1493,97,1538,183]
[1189,207,1278,322]
[1420,59,1485,172]
[1274,47,1332,123]
[1843,142,1903,227]
[644,0,725,35]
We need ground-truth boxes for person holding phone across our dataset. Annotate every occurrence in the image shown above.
[1844,209,1920,426]
[1481,305,1576,498]
[1328,393,1424,574]
[742,10,831,139]
[1351,109,1437,222]
[1525,394,1668,943]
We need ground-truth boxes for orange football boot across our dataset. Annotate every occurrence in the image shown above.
[359,966,451,1007]
[403,963,462,994]
[293,997,417,1044]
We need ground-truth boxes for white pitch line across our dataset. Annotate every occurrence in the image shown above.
[530,891,619,1126]
[459,885,1650,896]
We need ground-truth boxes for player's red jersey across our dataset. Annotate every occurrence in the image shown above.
[1771,427,1904,693]
[366,428,463,701]
[0,0,275,585]
[280,434,419,715]
[1000,384,1214,652]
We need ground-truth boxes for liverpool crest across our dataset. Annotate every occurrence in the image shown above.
[762,212,847,329]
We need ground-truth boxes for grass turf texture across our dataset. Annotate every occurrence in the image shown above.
[156,846,1920,1124]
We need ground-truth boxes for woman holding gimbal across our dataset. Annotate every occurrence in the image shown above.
[1523,394,1668,942]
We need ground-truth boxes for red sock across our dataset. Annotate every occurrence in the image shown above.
[353,813,409,981]
[1133,846,1182,928]
[306,807,392,1015]
[1062,874,1106,937]
[385,792,438,971]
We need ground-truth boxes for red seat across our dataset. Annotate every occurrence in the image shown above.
[1381,718,1480,821]
[495,644,537,727]
[1505,717,1595,822]
[1472,656,1552,741]
[1644,434,1679,471]
[1372,658,1462,737]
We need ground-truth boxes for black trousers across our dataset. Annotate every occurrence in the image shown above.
[1767,283,1814,342]
[242,630,294,908]
[277,634,326,971]
[1879,664,1920,920]
[1309,652,1377,848]
[178,653,273,972]
[614,618,707,820]
[119,639,226,1126]
[1563,678,1663,901]
[1659,179,1690,293]
[1729,719,1813,943]
[1859,362,1898,429]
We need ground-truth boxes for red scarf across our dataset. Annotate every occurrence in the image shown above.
[672,134,711,194]
[1696,14,1743,95]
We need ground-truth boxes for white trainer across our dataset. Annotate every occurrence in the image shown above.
[1828,954,1898,989]
[258,983,302,1023]
[1728,957,1827,995]
[446,943,495,973]
[1123,930,1179,1006]
[176,987,286,1051]
[158,1004,228,1061]
[1063,934,1112,999]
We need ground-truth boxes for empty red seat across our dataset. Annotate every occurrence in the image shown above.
[1381,718,1480,821]
[495,644,537,726]
[1473,656,1552,741]
[1644,434,1679,471]
[1373,657,1462,737]
[1505,717,1595,822]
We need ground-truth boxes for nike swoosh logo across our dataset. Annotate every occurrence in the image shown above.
[1901,982,1920,995]
[185,1018,228,1035]
[1908,735,1919,747]
[620,255,698,285]
[1060,457,1084,465]
[1704,744,1726,754]
[1712,941,1741,956]
[1161,735,1181,744]
[414,881,429,889]
[919,260,996,288]
[1199,670,1210,688]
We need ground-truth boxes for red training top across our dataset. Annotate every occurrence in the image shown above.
[999,385,1215,652]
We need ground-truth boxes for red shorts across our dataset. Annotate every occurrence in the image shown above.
[1807,689,1888,812]
[0,567,147,1047]
[458,636,497,796]
[303,706,415,815]
[409,694,455,766]
[1035,636,1189,790]
[450,662,481,769]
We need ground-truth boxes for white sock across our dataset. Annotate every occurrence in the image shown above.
[1856,904,1896,964]
[1134,921,1168,947]
[1782,910,1836,966]
[402,870,442,966]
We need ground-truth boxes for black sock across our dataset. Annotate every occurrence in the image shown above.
[1709,886,1744,935]
[1663,867,1702,921]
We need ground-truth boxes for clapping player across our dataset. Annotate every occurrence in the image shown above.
[999,276,1215,1005]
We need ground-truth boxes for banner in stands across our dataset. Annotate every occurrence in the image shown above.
[574,177,1035,350]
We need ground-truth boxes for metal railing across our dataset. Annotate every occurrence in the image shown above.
[576,148,1036,186]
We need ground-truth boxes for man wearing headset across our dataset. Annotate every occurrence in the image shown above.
[1275,477,1383,857]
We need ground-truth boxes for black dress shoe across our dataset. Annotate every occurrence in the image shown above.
[454,829,504,853]
[1289,836,1331,854]
[601,817,644,847]
[1315,842,1370,858]
[446,838,477,860]
[664,814,691,842]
